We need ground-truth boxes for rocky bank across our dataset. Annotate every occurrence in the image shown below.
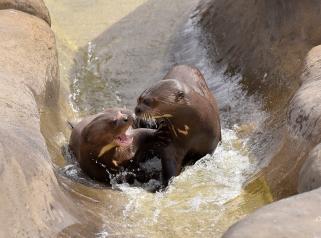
[0,1,80,237]
[199,0,321,236]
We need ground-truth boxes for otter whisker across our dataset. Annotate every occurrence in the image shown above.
[98,142,117,157]
[151,114,173,119]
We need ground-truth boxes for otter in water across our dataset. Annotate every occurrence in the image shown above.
[69,108,169,184]
[135,65,221,186]
[69,108,156,183]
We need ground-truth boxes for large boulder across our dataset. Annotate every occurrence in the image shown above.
[298,143,321,193]
[222,188,321,238]
[199,0,321,97]
[199,0,321,235]
[260,45,321,197]
[0,0,50,24]
[198,0,321,199]
[0,9,77,237]
[221,33,321,238]
[287,45,321,146]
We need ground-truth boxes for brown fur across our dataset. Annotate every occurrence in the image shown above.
[135,65,221,186]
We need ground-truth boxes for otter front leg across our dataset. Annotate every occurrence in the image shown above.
[161,156,177,187]
[160,146,184,187]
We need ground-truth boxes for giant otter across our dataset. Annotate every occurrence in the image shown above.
[135,65,221,186]
[69,108,157,183]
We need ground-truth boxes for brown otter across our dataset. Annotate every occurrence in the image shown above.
[69,108,160,183]
[135,65,221,186]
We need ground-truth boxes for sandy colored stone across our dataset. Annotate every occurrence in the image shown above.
[223,188,321,238]
[287,46,321,146]
[199,0,321,98]
[298,143,321,193]
[0,10,77,237]
[0,0,50,24]
[269,55,321,196]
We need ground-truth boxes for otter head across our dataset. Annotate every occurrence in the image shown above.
[135,79,188,122]
[81,108,135,168]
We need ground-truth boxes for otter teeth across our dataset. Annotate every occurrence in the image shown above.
[125,126,133,136]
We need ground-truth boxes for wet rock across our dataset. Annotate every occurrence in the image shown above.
[222,188,321,238]
[298,143,321,193]
[71,0,198,111]
[0,0,51,25]
[198,0,321,198]
[198,0,321,97]
[221,41,321,238]
[287,46,321,146]
[0,9,77,237]
[198,0,321,236]
[261,46,321,197]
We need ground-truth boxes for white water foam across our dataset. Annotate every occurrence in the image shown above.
[108,128,254,237]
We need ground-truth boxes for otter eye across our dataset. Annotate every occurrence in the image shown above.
[143,98,153,107]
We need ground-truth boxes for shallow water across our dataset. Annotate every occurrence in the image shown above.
[44,0,273,237]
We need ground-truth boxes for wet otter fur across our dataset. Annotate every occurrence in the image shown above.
[135,65,221,186]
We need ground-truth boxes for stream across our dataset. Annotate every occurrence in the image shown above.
[44,0,273,237]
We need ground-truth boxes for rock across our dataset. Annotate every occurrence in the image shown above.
[198,0,321,98]
[298,143,321,193]
[0,9,77,237]
[287,79,321,145]
[199,0,321,236]
[0,0,50,25]
[222,43,321,238]
[253,46,321,198]
[71,0,198,112]
[222,188,321,238]
[287,46,321,146]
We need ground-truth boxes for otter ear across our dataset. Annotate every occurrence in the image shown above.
[82,116,104,143]
[82,124,95,143]
[175,91,185,102]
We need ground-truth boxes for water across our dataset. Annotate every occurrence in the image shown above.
[44,0,273,237]
[112,129,255,237]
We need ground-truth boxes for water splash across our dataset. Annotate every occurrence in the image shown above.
[70,41,122,114]
[109,129,255,237]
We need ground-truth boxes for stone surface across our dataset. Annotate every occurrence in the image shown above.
[198,0,321,200]
[261,46,321,197]
[70,0,199,112]
[287,46,321,146]
[199,0,321,98]
[199,0,321,235]
[0,0,51,24]
[298,143,321,193]
[0,9,77,237]
[223,188,321,238]
[220,33,321,238]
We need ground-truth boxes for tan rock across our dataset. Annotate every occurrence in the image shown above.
[0,0,50,24]
[222,39,321,238]
[223,188,321,238]
[287,46,321,146]
[257,46,321,198]
[0,9,77,237]
[199,0,321,99]
[298,143,321,193]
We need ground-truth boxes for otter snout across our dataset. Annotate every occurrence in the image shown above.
[135,106,143,116]
[116,110,134,126]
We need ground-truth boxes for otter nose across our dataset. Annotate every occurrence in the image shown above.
[135,107,142,115]
[116,111,132,125]
[123,115,128,122]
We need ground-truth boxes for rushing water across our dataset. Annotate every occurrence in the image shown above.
[44,0,273,237]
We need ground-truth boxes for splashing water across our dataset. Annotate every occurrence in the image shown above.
[103,129,256,237]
